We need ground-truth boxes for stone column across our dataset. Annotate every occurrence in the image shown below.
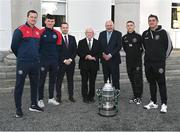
[11,0,41,31]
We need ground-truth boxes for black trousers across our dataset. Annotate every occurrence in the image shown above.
[102,62,120,89]
[127,65,143,98]
[80,69,97,100]
[56,63,75,99]
[14,61,39,110]
[38,60,58,100]
[145,61,167,104]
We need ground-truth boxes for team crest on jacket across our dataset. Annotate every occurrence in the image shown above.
[132,38,137,43]
[36,32,39,35]
[18,70,23,75]
[41,67,45,71]
[159,68,164,74]
[155,35,160,40]
[53,34,57,39]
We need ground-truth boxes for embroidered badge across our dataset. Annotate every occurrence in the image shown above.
[136,67,140,71]
[36,32,39,35]
[132,38,137,43]
[41,67,45,71]
[155,35,160,40]
[18,70,23,75]
[53,34,57,39]
[159,68,164,74]
[129,44,133,47]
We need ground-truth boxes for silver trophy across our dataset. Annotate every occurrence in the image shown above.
[96,80,120,117]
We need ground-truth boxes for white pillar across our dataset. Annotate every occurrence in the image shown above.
[0,0,12,51]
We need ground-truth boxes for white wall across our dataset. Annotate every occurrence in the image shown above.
[67,0,111,41]
[115,0,140,35]
[139,0,171,33]
[0,0,12,51]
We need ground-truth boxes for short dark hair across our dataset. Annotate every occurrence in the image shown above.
[45,14,55,20]
[27,10,38,17]
[126,21,135,24]
[60,22,69,27]
[148,14,159,21]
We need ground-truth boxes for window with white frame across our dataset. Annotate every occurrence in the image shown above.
[172,3,180,29]
[41,0,66,27]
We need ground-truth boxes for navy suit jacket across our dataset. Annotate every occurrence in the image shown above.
[59,35,77,65]
[98,30,122,64]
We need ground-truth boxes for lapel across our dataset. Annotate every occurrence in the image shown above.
[91,38,95,51]
[67,35,70,48]
[104,31,108,45]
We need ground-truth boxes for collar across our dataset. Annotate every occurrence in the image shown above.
[25,22,35,28]
[127,31,135,34]
[45,27,53,31]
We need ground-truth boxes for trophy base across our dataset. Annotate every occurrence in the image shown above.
[98,108,117,117]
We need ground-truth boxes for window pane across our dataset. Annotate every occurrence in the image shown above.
[172,3,180,29]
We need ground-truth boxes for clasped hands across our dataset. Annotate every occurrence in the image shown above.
[102,52,112,61]
[85,55,96,61]
[63,58,72,65]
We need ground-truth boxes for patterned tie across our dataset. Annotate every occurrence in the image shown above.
[88,40,91,50]
[107,32,111,44]
[64,35,68,48]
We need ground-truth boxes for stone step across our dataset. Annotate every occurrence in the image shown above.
[0,75,180,93]
[0,62,180,76]
[1,69,180,87]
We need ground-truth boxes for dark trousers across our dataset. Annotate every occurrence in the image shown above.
[38,60,58,100]
[80,69,97,100]
[56,63,75,99]
[127,65,143,98]
[102,62,120,89]
[14,61,39,110]
[145,61,167,104]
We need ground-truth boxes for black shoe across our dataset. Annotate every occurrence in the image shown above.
[83,98,89,103]
[56,97,62,103]
[15,108,23,118]
[29,105,44,112]
[89,98,95,103]
[69,97,76,102]
[129,97,137,104]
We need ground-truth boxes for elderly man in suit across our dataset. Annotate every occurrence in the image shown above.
[56,22,77,103]
[77,28,100,103]
[98,20,122,90]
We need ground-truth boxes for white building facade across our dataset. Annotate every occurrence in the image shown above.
[0,0,180,51]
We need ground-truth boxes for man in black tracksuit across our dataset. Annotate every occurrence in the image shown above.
[38,14,62,108]
[122,21,143,105]
[142,15,173,113]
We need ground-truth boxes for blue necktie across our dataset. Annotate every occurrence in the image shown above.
[107,32,111,44]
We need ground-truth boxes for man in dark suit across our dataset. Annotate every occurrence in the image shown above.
[56,22,77,103]
[77,28,100,103]
[98,20,122,90]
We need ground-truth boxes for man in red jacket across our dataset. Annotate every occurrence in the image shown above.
[11,10,44,118]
